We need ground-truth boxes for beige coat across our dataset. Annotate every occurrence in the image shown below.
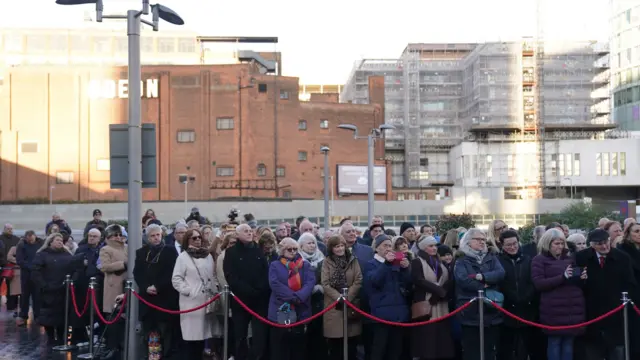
[99,239,128,313]
[321,255,363,338]
[7,246,20,296]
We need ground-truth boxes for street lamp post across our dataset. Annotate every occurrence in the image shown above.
[49,186,55,205]
[321,146,330,231]
[564,177,574,199]
[55,1,184,359]
[337,124,395,225]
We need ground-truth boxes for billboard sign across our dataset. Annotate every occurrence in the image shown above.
[337,165,387,195]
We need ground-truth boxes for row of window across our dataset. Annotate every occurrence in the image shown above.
[174,118,330,142]
[596,152,627,176]
[298,119,329,130]
[216,165,286,177]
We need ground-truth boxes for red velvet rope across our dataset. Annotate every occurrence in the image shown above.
[634,304,640,316]
[232,295,339,329]
[345,299,474,327]
[132,290,221,315]
[490,301,625,330]
[91,289,127,325]
[69,284,90,318]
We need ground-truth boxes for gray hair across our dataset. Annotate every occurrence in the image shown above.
[417,235,437,251]
[236,223,251,233]
[537,228,566,254]
[38,232,71,254]
[146,224,163,237]
[187,219,200,228]
[532,225,546,244]
[87,228,101,237]
[298,232,317,246]
[174,223,187,232]
[52,212,61,217]
[566,233,586,244]
[459,228,487,257]
[339,222,354,235]
[278,237,298,256]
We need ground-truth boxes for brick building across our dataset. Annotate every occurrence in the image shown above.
[0,63,389,202]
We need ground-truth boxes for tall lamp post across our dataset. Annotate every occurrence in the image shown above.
[337,124,395,225]
[55,1,184,359]
[321,146,330,231]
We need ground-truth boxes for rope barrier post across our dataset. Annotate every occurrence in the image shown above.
[622,292,630,360]
[342,288,348,360]
[123,280,134,360]
[478,290,485,360]
[78,277,97,360]
[223,285,230,360]
[53,274,77,351]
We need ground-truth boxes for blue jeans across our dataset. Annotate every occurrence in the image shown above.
[547,335,573,360]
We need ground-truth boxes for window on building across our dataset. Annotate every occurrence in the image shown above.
[158,38,175,52]
[178,38,195,53]
[277,167,286,177]
[216,118,234,130]
[565,153,573,176]
[56,172,74,184]
[4,34,23,52]
[96,159,110,171]
[258,83,268,93]
[558,154,565,176]
[70,35,91,51]
[620,152,627,175]
[298,120,307,130]
[603,152,610,176]
[141,37,154,52]
[320,119,329,129]
[574,153,580,176]
[177,130,196,143]
[298,151,308,161]
[216,167,234,177]
[171,76,200,88]
[20,141,39,153]
[612,152,619,176]
[257,163,266,177]
[486,155,493,178]
[596,153,602,176]
[283,190,292,199]
[280,90,289,100]
[507,154,515,177]
[115,37,128,52]
[26,35,46,52]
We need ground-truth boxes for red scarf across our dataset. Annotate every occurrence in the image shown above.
[280,256,303,291]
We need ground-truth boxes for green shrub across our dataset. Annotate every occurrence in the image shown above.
[434,214,476,236]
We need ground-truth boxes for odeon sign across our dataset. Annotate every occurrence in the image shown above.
[88,79,159,99]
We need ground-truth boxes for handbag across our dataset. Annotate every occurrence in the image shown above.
[1,264,15,279]
[411,300,432,320]
[276,303,297,325]
[189,256,219,315]
[485,289,504,307]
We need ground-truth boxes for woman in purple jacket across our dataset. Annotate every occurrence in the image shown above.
[268,237,316,360]
[531,228,587,360]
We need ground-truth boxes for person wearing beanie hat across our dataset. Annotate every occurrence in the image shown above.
[400,223,417,251]
[437,244,454,264]
[83,209,108,238]
[185,207,206,225]
[363,233,411,359]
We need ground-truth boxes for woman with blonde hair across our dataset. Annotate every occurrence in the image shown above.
[200,224,215,248]
[487,219,507,252]
[33,233,81,345]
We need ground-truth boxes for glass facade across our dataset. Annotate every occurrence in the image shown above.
[612,0,640,130]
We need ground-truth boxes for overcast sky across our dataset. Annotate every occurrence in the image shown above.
[5,0,610,84]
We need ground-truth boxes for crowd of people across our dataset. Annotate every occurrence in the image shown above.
[0,207,639,360]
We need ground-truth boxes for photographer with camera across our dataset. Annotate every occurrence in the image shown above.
[186,207,207,226]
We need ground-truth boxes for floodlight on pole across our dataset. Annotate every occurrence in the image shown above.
[337,123,395,225]
[55,1,184,359]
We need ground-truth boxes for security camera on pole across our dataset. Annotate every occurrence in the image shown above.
[337,124,395,225]
[55,1,184,358]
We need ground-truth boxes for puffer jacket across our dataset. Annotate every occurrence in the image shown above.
[454,253,505,326]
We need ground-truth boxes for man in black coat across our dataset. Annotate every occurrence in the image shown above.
[575,228,639,360]
[223,223,270,360]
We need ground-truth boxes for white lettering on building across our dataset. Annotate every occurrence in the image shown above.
[88,79,159,99]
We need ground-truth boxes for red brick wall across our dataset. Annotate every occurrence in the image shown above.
[309,93,339,103]
[0,64,385,202]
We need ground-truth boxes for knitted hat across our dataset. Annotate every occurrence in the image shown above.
[417,235,437,251]
[437,244,453,257]
[369,223,384,232]
[374,234,391,249]
[400,222,415,236]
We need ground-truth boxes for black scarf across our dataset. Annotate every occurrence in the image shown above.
[329,255,349,290]
[186,247,209,259]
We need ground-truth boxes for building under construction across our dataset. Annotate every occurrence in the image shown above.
[341,40,617,199]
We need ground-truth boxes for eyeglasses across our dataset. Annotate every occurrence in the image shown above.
[495,225,507,232]
[191,236,202,240]
[111,233,123,238]
[284,248,298,253]
[471,237,487,242]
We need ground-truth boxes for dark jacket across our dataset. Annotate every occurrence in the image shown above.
[617,241,640,354]
[521,242,538,259]
[575,247,638,346]
[0,233,19,265]
[223,240,270,314]
[133,244,179,322]
[16,238,44,274]
[32,247,83,327]
[267,255,315,322]
[498,251,537,328]
[83,220,108,237]
[45,219,72,235]
[363,256,412,323]
[454,253,505,326]
[70,243,104,327]
[185,213,207,225]
[531,252,585,336]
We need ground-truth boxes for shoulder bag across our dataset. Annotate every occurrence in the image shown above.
[189,256,219,315]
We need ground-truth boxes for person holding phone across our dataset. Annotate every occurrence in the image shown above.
[363,234,411,360]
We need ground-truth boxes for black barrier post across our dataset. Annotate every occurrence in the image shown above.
[478,290,485,360]
[623,292,630,360]
[123,280,134,360]
[342,288,349,360]
[53,275,77,351]
[78,277,97,359]
[223,285,230,360]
